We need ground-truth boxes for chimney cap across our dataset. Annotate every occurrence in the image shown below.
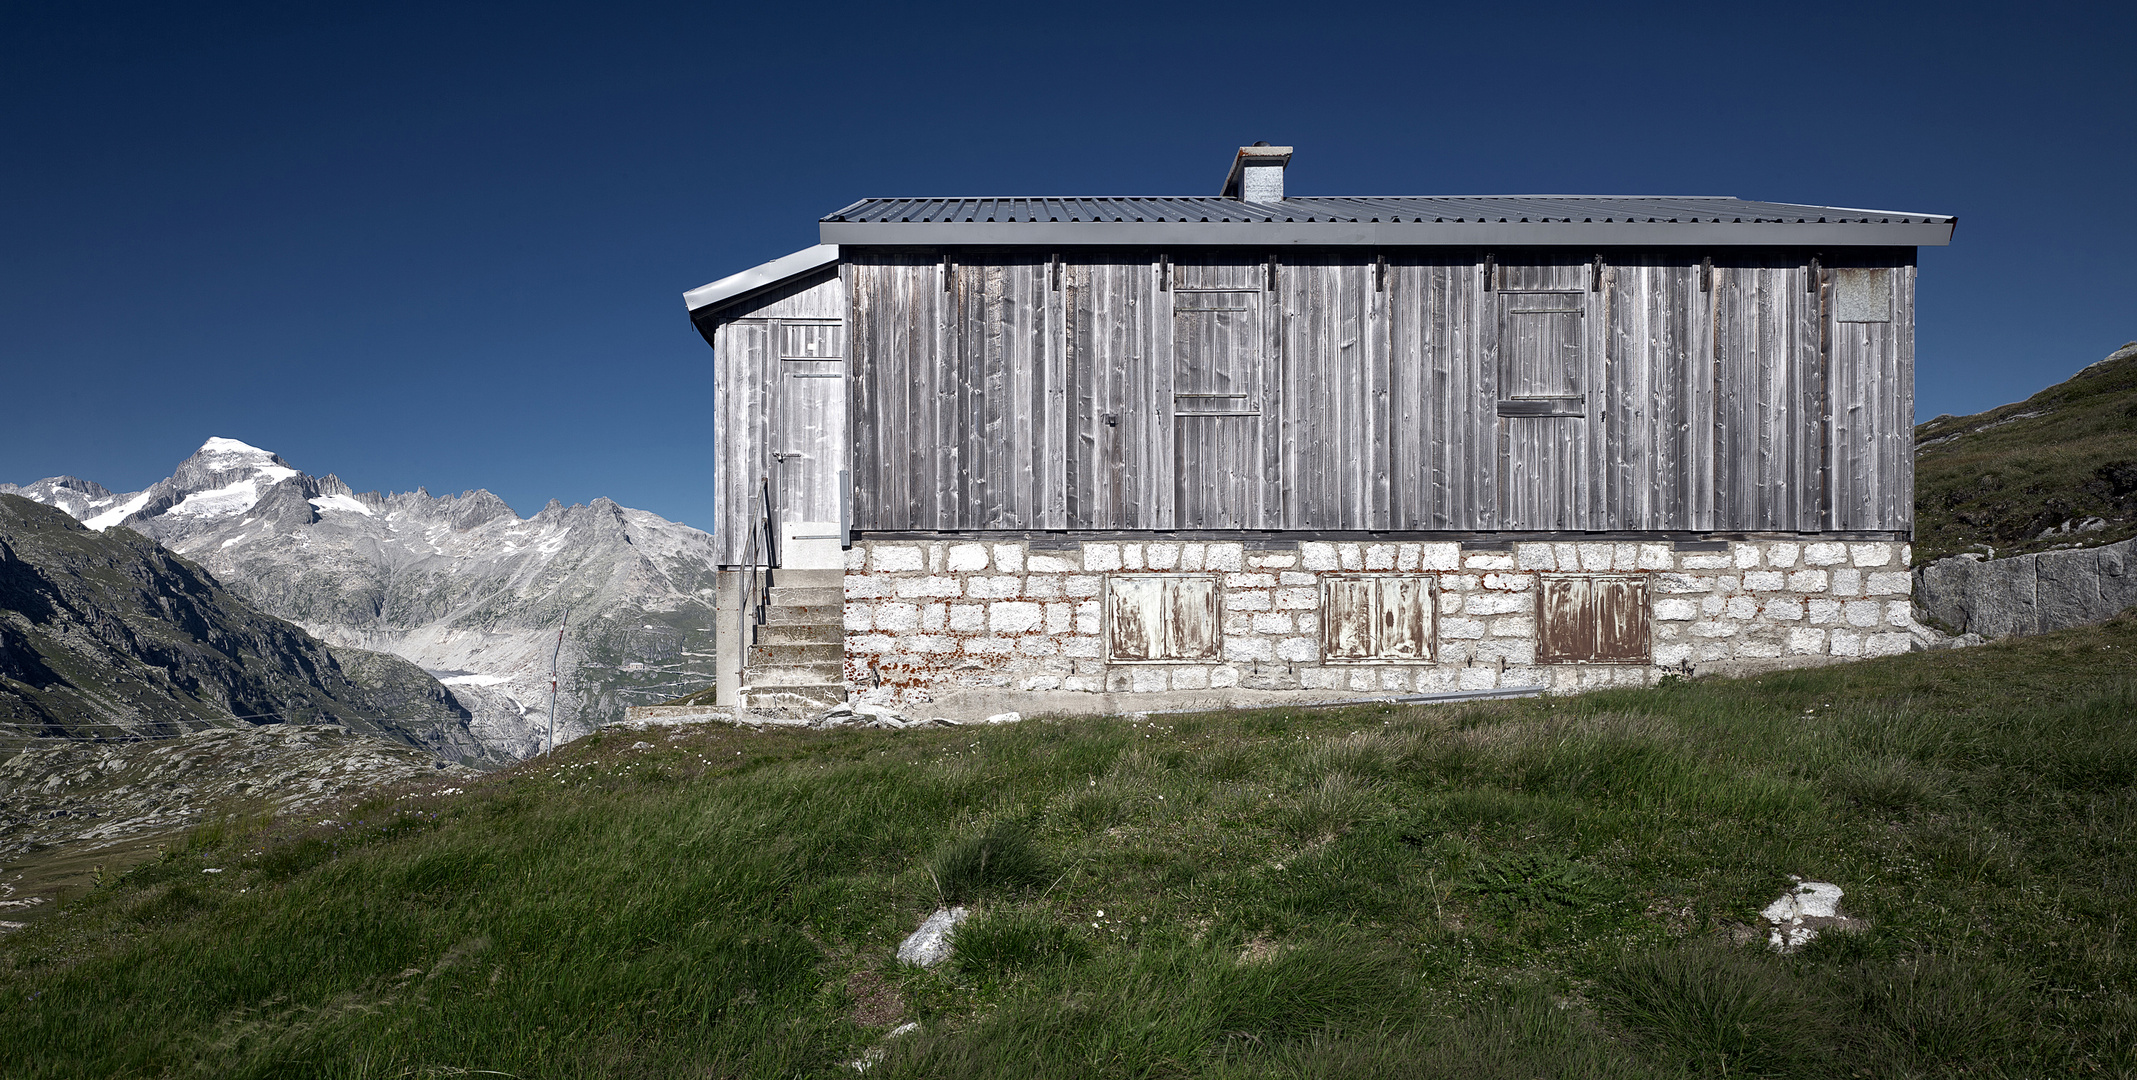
[1221,144,1294,199]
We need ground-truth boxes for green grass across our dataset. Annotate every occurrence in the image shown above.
[1914,343,2137,562]
[8,619,2137,1077]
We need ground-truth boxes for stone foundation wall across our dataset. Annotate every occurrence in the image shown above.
[841,538,1914,700]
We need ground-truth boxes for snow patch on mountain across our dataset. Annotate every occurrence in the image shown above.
[83,491,152,531]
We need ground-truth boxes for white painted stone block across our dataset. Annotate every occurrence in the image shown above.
[1398,544,1423,571]
[1654,598,1698,620]
[1681,553,1731,570]
[967,576,1022,599]
[1065,576,1101,597]
[949,604,986,633]
[1885,600,1914,627]
[1082,544,1122,572]
[1482,573,1533,591]
[1441,617,1485,640]
[1638,544,1674,570]
[1865,632,1912,657]
[1179,543,1206,571]
[1296,613,1319,636]
[920,603,947,631]
[1465,551,1516,571]
[844,607,874,631]
[1767,598,1804,621]
[1418,668,1459,692]
[1900,544,1911,567]
[1866,572,1911,596]
[845,546,868,571]
[1831,569,1863,597]
[1062,675,1103,692]
[1017,637,1058,656]
[991,602,1043,633]
[1365,544,1397,570]
[1654,642,1693,665]
[1701,595,1727,617]
[1253,612,1294,634]
[1516,543,1556,571]
[1807,599,1842,625]
[1465,593,1528,616]
[1044,602,1073,634]
[1251,553,1297,569]
[1726,596,1759,620]
[1849,543,1893,567]
[1738,638,1783,659]
[1226,572,1276,589]
[1448,574,1478,591]
[1439,592,1462,615]
[1064,637,1103,659]
[1279,572,1317,586]
[1734,544,1762,569]
[849,633,897,654]
[1146,543,1180,570]
[926,544,945,572]
[1477,638,1536,664]
[990,544,1024,573]
[1804,542,1847,566]
[1206,544,1245,571]
[1788,570,1830,593]
[1028,554,1077,574]
[1657,572,1709,594]
[1121,544,1144,570]
[1767,543,1800,568]
[1347,669,1377,691]
[1225,637,1275,662]
[1130,667,1170,692]
[875,603,920,632]
[1695,641,1732,662]
[1018,675,1064,692]
[871,545,925,572]
[1277,637,1317,662]
[1338,543,1363,570]
[1299,667,1344,690]
[1075,601,1101,634]
[1024,576,1062,600]
[1171,666,1210,690]
[1226,590,1273,611]
[1579,543,1615,571]
[1828,629,1862,657]
[845,574,888,599]
[1210,665,1241,688]
[1692,620,1737,638]
[896,576,964,599]
[1222,612,1254,636]
[1842,600,1881,628]
[908,634,955,654]
[1458,667,1499,690]
[1381,668,1413,692]
[946,544,989,572]
[1787,627,1827,654]
[1743,571,1785,592]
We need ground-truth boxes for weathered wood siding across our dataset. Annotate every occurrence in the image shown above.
[824,248,1914,548]
[710,271,845,564]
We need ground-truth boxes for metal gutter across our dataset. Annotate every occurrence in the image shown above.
[820,219,1953,247]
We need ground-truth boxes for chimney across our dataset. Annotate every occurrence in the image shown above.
[1220,142,1294,202]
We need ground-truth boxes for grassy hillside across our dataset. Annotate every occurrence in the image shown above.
[5,619,2135,1078]
[1914,342,2137,562]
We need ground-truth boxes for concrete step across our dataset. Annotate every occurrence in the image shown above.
[766,604,842,626]
[772,568,844,589]
[749,642,843,665]
[742,684,847,709]
[744,662,844,686]
[769,585,843,607]
[757,623,842,645]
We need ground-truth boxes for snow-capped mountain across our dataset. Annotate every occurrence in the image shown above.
[4,439,722,760]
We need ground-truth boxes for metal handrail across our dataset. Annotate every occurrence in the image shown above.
[738,476,776,656]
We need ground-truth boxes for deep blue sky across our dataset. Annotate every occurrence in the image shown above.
[5,1,2132,531]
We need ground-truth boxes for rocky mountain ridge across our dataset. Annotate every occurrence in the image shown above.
[4,439,722,760]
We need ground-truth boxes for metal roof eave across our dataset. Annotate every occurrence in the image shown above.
[819,220,1953,247]
[683,244,840,315]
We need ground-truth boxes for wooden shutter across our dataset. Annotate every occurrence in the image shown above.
[1322,575,1437,662]
[1106,575,1221,661]
[1537,575,1651,663]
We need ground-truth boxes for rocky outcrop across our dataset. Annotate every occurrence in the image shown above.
[1914,536,2137,638]
[0,494,476,759]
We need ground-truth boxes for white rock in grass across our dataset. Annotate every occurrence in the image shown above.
[1760,880,1865,952]
[982,711,1022,725]
[896,906,970,966]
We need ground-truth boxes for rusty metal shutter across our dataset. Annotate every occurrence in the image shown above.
[1537,575,1651,664]
[1321,575,1437,662]
[1106,575,1221,661]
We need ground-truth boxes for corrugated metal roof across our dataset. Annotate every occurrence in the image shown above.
[819,196,1954,247]
[825,195,1948,226]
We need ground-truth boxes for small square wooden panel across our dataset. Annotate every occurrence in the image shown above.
[1321,575,1437,662]
[1537,574,1651,664]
